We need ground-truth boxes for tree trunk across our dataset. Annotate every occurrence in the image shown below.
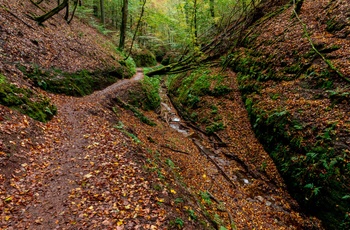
[64,0,69,21]
[67,0,79,24]
[34,0,69,24]
[119,0,128,50]
[193,0,198,45]
[125,0,147,60]
[100,0,105,25]
[93,0,98,16]
[209,0,215,18]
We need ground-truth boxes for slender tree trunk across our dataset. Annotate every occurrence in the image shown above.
[64,0,69,21]
[209,0,215,18]
[125,0,147,60]
[100,0,105,25]
[93,0,98,16]
[119,0,128,50]
[67,0,79,24]
[193,0,198,45]
[34,0,69,24]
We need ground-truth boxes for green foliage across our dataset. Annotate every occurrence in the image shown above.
[116,50,137,77]
[174,197,184,204]
[243,95,350,229]
[165,158,175,169]
[0,74,56,122]
[117,98,157,126]
[199,191,212,205]
[187,209,197,221]
[327,87,349,105]
[174,217,184,228]
[326,18,346,33]
[213,213,224,226]
[205,122,225,134]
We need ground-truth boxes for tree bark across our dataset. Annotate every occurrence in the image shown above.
[193,0,198,45]
[93,0,98,16]
[67,0,79,24]
[100,0,105,25]
[209,0,215,18]
[34,0,69,24]
[119,0,128,50]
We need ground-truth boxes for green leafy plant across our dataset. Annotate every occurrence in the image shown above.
[166,158,175,169]
[174,218,184,228]
[205,122,225,134]
[199,191,212,205]
[114,121,141,144]
[187,209,197,220]
[174,197,184,204]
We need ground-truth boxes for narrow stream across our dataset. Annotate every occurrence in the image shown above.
[158,80,253,186]
[159,82,190,135]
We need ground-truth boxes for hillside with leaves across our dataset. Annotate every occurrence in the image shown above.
[166,0,349,229]
[0,0,349,229]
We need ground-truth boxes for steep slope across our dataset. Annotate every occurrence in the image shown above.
[226,0,349,228]
[0,1,133,89]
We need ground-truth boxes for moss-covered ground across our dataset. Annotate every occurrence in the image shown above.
[0,74,56,122]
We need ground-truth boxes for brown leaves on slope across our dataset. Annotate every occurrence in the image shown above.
[0,0,122,85]
[0,89,168,229]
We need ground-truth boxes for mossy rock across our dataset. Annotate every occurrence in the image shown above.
[20,65,132,97]
[132,49,157,67]
[115,76,161,112]
[0,74,57,122]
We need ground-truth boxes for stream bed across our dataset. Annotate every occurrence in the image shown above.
[158,81,253,186]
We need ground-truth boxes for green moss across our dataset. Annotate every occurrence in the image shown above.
[132,49,157,67]
[20,65,131,96]
[169,68,232,109]
[0,74,56,122]
[140,76,161,111]
[118,54,137,77]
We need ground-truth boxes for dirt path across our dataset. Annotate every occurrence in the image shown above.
[0,70,169,229]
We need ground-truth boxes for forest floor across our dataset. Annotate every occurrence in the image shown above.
[0,0,325,229]
[0,69,322,229]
